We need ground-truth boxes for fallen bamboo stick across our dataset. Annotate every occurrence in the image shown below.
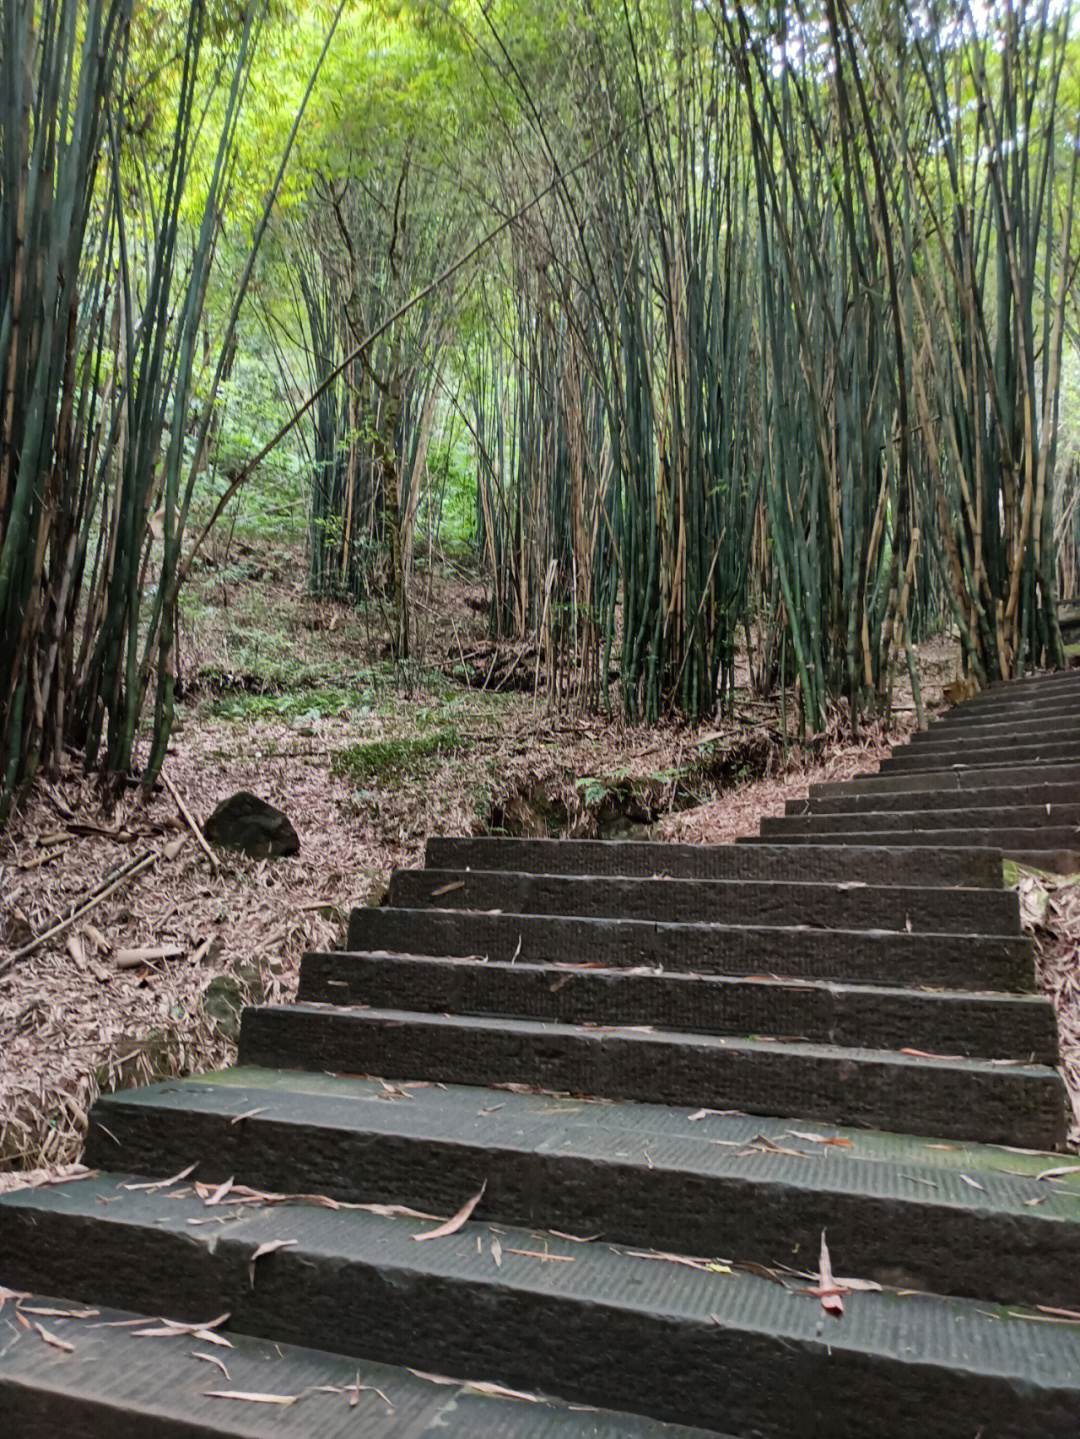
[1,852,158,974]
[160,770,220,876]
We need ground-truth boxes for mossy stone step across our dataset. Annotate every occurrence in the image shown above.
[761,805,1080,835]
[810,760,1080,798]
[346,906,1036,992]
[880,738,1080,771]
[388,868,1020,935]
[82,1069,1080,1310]
[237,1004,1068,1147]
[2,1176,1079,1439]
[423,836,1004,888]
[1,1293,714,1438]
[295,951,1054,1060]
[791,782,1080,815]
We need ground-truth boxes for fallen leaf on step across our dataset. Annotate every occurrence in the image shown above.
[33,1322,74,1351]
[802,1232,844,1318]
[204,1176,235,1206]
[959,1174,985,1191]
[204,1391,300,1406]
[1035,1165,1080,1181]
[787,1131,854,1148]
[503,1248,575,1263]
[430,880,465,897]
[249,1239,298,1287]
[414,1181,486,1241]
[191,1352,231,1379]
[124,1163,197,1192]
[19,1306,98,1319]
[134,1313,232,1346]
[463,1380,541,1402]
[491,1238,502,1268]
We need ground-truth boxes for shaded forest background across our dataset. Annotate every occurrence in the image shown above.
[3,0,1080,821]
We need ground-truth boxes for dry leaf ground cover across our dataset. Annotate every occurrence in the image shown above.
[1,548,1077,1190]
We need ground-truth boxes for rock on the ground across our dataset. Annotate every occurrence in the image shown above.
[203,791,300,859]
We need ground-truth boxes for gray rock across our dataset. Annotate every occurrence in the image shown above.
[203,790,300,859]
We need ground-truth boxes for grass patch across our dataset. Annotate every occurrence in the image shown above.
[207,682,378,722]
[332,726,468,783]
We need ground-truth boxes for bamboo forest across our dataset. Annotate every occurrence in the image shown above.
[2,0,1079,823]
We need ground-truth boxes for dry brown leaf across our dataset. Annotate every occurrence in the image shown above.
[191,1351,231,1380]
[249,1239,298,1287]
[491,1237,502,1268]
[123,1162,197,1192]
[204,1391,300,1406]
[33,1321,75,1352]
[414,1181,486,1241]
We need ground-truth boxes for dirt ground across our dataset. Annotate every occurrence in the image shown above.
[1,554,1077,1189]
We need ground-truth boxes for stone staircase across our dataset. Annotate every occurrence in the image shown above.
[756,668,1080,870]
[2,675,1080,1437]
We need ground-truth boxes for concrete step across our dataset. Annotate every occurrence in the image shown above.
[911,715,1080,746]
[791,782,1080,816]
[424,836,1004,888]
[3,1173,1078,1438]
[388,868,1020,936]
[345,906,1035,991]
[809,759,1080,798]
[762,806,1080,836]
[82,1068,1080,1310]
[295,951,1055,1061]
[1,1292,710,1439]
[879,738,1080,771]
[237,1005,1068,1147]
[745,828,1080,870]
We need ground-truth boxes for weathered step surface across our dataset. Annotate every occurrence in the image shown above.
[761,806,1080,836]
[1,1293,711,1439]
[237,1004,1067,1147]
[879,738,1080,771]
[745,826,1080,867]
[424,836,1003,887]
[388,868,1020,935]
[911,715,1080,745]
[811,759,1080,798]
[82,1068,1080,1310]
[3,1175,1080,1439]
[790,782,1080,816]
[296,952,1054,1061]
[346,906,1036,991]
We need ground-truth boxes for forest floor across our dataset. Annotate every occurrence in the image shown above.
[1,536,1077,1189]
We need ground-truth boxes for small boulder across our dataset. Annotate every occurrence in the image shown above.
[203,791,300,859]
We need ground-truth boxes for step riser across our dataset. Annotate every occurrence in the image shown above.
[811,762,1080,797]
[792,784,1080,816]
[388,871,1020,936]
[762,808,1080,835]
[424,837,1002,888]
[1,1202,1074,1439]
[238,1008,1067,1148]
[345,908,1035,992]
[297,953,1054,1060]
[83,1101,1080,1311]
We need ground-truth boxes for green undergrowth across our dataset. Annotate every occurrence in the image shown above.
[332,725,470,784]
